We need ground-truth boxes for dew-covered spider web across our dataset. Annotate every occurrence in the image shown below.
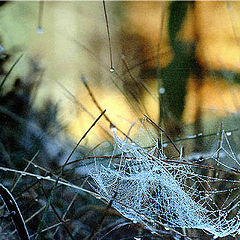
[89,119,240,238]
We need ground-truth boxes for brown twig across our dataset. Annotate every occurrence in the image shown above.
[144,114,180,154]
[81,75,135,142]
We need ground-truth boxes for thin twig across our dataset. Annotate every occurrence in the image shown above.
[56,79,113,139]
[87,192,117,240]
[0,54,23,91]
[41,186,75,240]
[144,114,180,154]
[11,151,39,192]
[102,0,114,71]
[63,109,106,168]
[0,184,30,240]
[35,110,106,239]
[81,75,135,142]
[37,0,44,33]
[122,58,157,102]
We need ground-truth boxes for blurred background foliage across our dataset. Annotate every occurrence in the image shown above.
[1,1,240,148]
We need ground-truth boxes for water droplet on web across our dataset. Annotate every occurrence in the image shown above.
[187,135,196,139]
[133,220,137,224]
[96,195,101,200]
[206,192,211,198]
[159,88,165,94]
[213,235,218,239]
[37,176,42,180]
[226,131,232,136]
[45,176,51,180]
[110,66,115,73]
[164,226,170,231]
[37,27,43,34]
[163,143,168,148]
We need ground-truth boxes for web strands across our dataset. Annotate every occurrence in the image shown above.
[90,125,240,238]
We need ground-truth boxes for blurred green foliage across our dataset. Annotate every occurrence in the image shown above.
[160,2,193,122]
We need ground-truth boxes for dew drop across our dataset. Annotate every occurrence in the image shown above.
[110,66,115,73]
[110,123,117,133]
[164,227,170,231]
[37,27,43,34]
[132,220,137,224]
[187,135,196,139]
[81,75,87,84]
[0,45,5,53]
[121,54,126,59]
[95,195,101,200]
[213,235,218,239]
[163,143,168,148]
[159,88,165,94]
[226,131,232,136]
[36,176,42,180]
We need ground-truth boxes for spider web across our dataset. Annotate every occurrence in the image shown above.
[89,120,240,238]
